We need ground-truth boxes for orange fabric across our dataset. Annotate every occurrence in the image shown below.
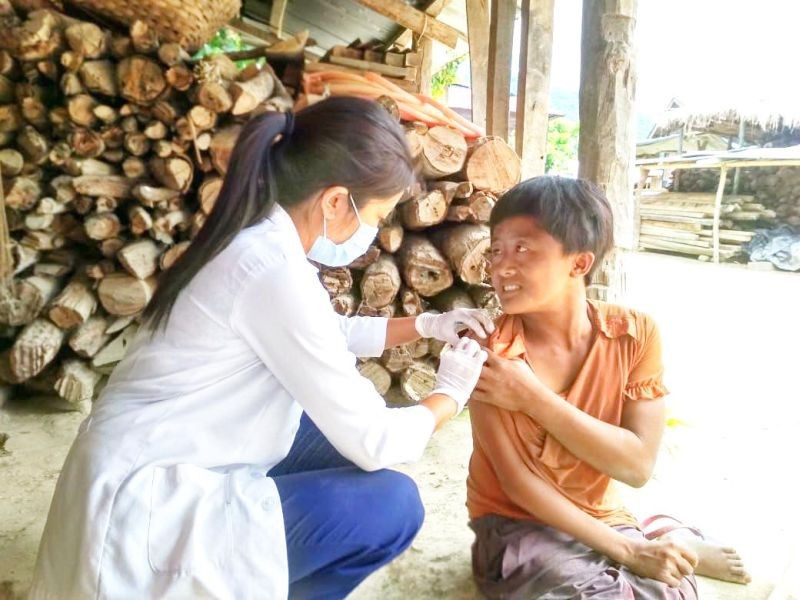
[467,300,668,528]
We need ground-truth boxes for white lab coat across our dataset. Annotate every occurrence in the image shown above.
[29,205,436,599]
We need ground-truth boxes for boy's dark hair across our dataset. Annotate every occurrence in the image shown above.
[489,176,614,284]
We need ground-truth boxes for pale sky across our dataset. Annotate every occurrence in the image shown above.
[550,0,800,114]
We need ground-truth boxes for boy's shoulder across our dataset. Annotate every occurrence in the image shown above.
[590,300,658,343]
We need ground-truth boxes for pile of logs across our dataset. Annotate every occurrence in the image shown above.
[0,7,292,407]
[326,127,520,405]
[674,167,800,227]
[638,191,775,261]
[0,4,521,410]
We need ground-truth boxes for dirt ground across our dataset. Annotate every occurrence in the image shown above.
[2,252,799,599]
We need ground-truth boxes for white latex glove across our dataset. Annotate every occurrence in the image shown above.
[415,308,496,346]
[430,337,489,414]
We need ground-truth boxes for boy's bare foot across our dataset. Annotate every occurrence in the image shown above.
[642,514,751,585]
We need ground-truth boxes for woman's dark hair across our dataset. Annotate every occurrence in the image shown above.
[143,97,416,331]
[489,176,614,284]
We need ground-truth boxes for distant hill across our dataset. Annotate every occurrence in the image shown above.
[549,87,656,140]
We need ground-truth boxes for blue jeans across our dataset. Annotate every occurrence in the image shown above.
[268,414,425,599]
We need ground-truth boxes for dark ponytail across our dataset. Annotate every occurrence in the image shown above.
[143,96,416,331]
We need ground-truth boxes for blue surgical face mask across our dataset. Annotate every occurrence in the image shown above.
[307,195,379,267]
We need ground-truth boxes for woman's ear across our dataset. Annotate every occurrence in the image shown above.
[318,186,350,221]
[571,251,596,279]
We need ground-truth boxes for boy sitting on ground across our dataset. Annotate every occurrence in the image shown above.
[467,176,749,599]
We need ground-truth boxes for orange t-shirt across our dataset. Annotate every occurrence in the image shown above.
[467,300,668,528]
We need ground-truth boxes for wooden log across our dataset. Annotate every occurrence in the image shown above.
[21,230,65,250]
[330,293,357,317]
[400,359,436,403]
[10,318,65,381]
[378,224,403,253]
[92,323,139,371]
[396,234,453,297]
[16,125,48,165]
[0,104,22,133]
[132,184,179,208]
[198,175,222,214]
[130,19,159,54]
[381,344,413,374]
[128,205,153,235]
[73,174,133,198]
[357,359,392,395]
[143,119,168,140]
[0,274,59,326]
[357,303,395,318]
[0,73,14,103]
[79,60,117,96]
[399,189,449,230]
[209,124,241,175]
[11,241,40,275]
[65,22,107,58]
[464,137,521,194]
[117,56,167,104]
[5,176,41,210]
[122,156,147,179]
[319,267,353,296]
[151,209,189,244]
[432,224,491,285]
[55,358,101,404]
[230,68,275,116]
[165,63,193,91]
[188,105,217,131]
[66,93,97,127]
[447,191,496,224]
[469,285,501,318]
[360,255,401,309]
[430,286,477,312]
[84,212,121,240]
[98,273,156,316]
[197,80,232,114]
[123,131,150,156]
[0,147,23,176]
[159,240,190,270]
[399,287,424,316]
[117,238,160,279]
[417,126,468,179]
[48,280,97,329]
[69,128,105,158]
[157,42,190,66]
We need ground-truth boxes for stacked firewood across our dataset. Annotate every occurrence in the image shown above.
[0,7,292,408]
[324,127,520,406]
[674,167,800,227]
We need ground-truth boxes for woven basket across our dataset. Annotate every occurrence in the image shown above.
[64,0,241,52]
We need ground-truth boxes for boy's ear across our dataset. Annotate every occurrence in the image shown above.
[571,251,595,279]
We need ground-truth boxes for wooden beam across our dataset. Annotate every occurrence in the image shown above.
[466,0,489,132]
[269,0,289,38]
[578,0,638,300]
[486,0,515,140]
[393,0,450,48]
[516,0,554,178]
[328,55,417,80]
[712,166,727,264]
[355,0,462,49]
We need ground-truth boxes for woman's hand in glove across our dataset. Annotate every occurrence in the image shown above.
[415,309,495,345]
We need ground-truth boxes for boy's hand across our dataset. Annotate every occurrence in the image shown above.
[471,349,544,412]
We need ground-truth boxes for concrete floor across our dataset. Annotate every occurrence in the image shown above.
[2,252,799,599]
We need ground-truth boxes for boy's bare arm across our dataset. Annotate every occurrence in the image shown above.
[473,350,665,488]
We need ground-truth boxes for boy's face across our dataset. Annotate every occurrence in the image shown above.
[490,215,586,314]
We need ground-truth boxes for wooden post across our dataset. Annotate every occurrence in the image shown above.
[516,0,554,178]
[713,166,727,264]
[578,0,638,301]
[413,33,433,96]
[269,0,288,38]
[466,0,489,131]
[486,0,516,140]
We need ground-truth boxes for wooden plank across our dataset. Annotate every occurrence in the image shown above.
[486,0,515,139]
[354,0,462,49]
[466,0,489,132]
[269,0,289,37]
[516,0,554,178]
[712,166,727,263]
[328,55,416,80]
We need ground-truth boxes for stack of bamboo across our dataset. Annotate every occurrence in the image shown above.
[0,7,292,408]
[638,191,775,261]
